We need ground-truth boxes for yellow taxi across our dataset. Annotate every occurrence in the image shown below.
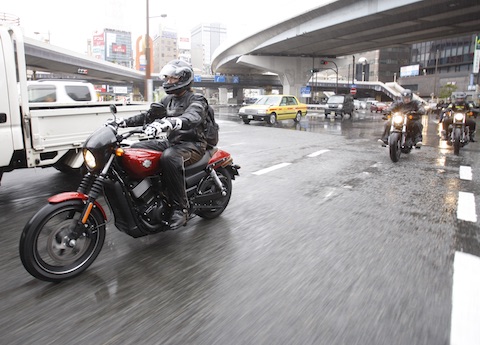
[238,94,307,125]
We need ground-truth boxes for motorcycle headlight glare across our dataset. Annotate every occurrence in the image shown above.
[454,112,464,121]
[83,149,96,170]
[393,113,403,125]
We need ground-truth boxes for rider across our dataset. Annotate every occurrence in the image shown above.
[439,92,476,142]
[379,89,425,147]
[124,60,208,230]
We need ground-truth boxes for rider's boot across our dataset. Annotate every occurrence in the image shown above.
[440,130,447,140]
[470,132,476,142]
[414,135,423,148]
[169,207,188,230]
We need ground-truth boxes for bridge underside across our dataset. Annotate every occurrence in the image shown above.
[212,0,480,100]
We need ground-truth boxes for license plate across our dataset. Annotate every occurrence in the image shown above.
[247,115,253,119]
[330,111,335,116]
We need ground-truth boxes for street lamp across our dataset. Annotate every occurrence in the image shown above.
[358,57,367,82]
[320,59,338,94]
[145,1,167,103]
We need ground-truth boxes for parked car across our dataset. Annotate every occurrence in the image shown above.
[354,99,366,110]
[325,94,355,118]
[370,102,388,113]
[238,94,307,125]
[27,80,98,104]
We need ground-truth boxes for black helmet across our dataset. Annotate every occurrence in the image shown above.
[160,60,194,95]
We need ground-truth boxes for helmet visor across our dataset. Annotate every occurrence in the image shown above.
[160,64,178,79]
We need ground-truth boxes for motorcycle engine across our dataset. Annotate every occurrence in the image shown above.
[131,178,166,224]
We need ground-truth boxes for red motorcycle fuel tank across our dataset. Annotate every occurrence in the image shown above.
[119,148,162,179]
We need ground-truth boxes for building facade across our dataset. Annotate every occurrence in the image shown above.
[90,28,133,69]
[191,23,227,74]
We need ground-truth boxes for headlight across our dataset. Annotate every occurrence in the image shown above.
[83,149,96,170]
[454,112,464,121]
[239,108,245,114]
[393,113,403,125]
[338,104,343,109]
[257,109,267,115]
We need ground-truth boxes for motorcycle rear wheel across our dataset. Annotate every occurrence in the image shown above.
[19,200,106,282]
[453,127,462,155]
[388,132,402,163]
[195,167,233,219]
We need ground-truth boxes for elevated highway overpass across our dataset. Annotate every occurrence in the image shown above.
[12,0,480,103]
[212,0,480,100]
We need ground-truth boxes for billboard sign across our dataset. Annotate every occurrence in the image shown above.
[400,64,420,77]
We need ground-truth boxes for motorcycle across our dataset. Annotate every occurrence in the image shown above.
[384,111,420,162]
[446,110,471,155]
[19,105,240,282]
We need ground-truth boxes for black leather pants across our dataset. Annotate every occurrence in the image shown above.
[131,140,204,209]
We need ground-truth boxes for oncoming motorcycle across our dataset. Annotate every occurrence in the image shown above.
[445,110,472,155]
[19,105,240,282]
[384,111,420,162]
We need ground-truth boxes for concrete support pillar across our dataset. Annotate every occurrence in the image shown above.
[219,88,228,105]
[232,87,244,104]
[237,55,313,100]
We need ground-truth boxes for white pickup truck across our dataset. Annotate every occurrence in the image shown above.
[0,26,149,185]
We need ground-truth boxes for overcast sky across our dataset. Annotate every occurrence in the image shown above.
[1,0,328,54]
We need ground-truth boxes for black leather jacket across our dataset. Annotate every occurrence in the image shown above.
[125,91,208,147]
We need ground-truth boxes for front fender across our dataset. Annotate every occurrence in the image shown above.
[48,192,107,220]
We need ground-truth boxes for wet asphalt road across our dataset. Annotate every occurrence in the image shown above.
[1,109,479,344]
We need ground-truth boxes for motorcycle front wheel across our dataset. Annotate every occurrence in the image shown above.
[19,200,106,282]
[388,132,402,162]
[453,127,462,155]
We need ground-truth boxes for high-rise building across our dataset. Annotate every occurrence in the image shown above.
[191,23,226,74]
[90,29,133,69]
[152,28,178,73]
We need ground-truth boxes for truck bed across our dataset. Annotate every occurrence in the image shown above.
[28,103,149,151]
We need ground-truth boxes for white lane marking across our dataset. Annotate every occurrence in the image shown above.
[252,163,291,175]
[457,192,477,222]
[450,251,480,345]
[459,166,472,181]
[307,149,330,157]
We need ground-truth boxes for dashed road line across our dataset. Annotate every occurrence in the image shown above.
[252,149,329,175]
[307,149,330,157]
[457,192,477,222]
[450,251,480,345]
[459,166,472,181]
[252,162,292,175]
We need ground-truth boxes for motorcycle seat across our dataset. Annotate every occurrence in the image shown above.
[185,148,216,175]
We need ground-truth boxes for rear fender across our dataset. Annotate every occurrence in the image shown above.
[208,149,240,179]
[48,192,107,220]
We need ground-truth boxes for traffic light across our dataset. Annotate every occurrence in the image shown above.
[320,60,328,65]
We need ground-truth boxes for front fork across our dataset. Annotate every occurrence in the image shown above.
[65,154,115,245]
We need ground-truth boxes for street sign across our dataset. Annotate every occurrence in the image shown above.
[301,86,311,97]
[350,87,357,95]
